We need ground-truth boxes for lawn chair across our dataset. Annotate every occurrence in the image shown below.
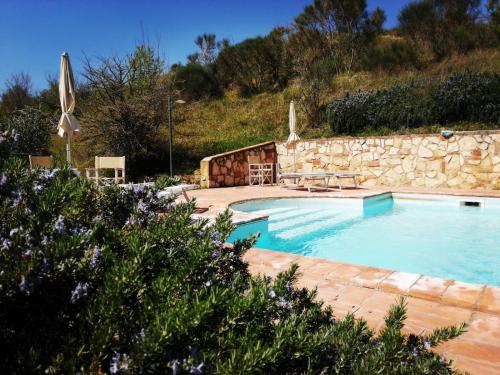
[29,155,54,169]
[86,156,125,184]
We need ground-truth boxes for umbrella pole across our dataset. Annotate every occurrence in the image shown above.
[66,134,71,167]
[293,144,296,172]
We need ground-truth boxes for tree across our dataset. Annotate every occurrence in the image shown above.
[216,30,292,95]
[193,33,217,65]
[0,73,34,119]
[173,63,220,100]
[398,0,482,58]
[81,44,169,178]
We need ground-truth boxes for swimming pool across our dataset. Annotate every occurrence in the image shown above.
[228,194,500,286]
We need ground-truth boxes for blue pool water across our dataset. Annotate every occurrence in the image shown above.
[228,195,500,286]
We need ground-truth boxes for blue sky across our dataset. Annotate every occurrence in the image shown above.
[0,0,411,91]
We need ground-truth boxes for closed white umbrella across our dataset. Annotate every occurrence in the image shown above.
[287,100,300,172]
[57,52,80,166]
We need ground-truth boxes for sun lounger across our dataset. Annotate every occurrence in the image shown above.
[278,171,360,192]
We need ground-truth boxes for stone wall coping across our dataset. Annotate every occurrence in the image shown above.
[274,129,500,144]
[201,141,276,162]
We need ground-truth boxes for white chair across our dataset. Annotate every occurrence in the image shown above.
[248,156,274,186]
[86,156,125,184]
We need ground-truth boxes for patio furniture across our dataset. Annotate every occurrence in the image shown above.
[334,172,359,190]
[277,169,361,192]
[248,156,274,186]
[86,156,125,184]
[29,155,54,169]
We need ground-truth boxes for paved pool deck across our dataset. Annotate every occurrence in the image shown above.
[186,185,500,374]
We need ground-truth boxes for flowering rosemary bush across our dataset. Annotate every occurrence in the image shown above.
[0,131,465,374]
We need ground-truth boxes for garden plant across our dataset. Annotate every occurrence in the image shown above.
[0,130,466,374]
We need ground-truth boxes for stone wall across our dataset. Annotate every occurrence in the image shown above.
[200,141,277,188]
[276,131,500,190]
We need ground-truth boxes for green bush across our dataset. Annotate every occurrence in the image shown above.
[0,106,55,156]
[327,72,500,134]
[154,174,181,189]
[327,83,433,134]
[0,132,465,373]
[433,71,500,125]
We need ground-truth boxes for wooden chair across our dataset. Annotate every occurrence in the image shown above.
[248,156,274,186]
[86,156,125,184]
[29,155,54,169]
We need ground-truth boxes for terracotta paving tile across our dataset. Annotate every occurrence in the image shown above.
[460,312,500,344]
[408,275,454,301]
[328,285,375,316]
[324,262,364,282]
[314,280,347,304]
[405,297,472,332]
[351,267,393,289]
[298,258,341,279]
[378,271,421,294]
[295,274,325,290]
[440,340,500,364]
[451,356,500,375]
[476,286,500,314]
[441,281,485,309]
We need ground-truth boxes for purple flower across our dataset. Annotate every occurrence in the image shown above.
[70,282,89,304]
[1,237,12,250]
[21,249,32,258]
[423,341,431,350]
[11,189,22,207]
[412,347,419,357]
[33,184,44,193]
[10,228,20,237]
[54,215,66,234]
[70,224,90,236]
[171,360,181,375]
[132,184,145,194]
[110,352,129,374]
[110,352,120,374]
[19,276,34,295]
[90,245,102,269]
[190,363,205,374]
[133,328,145,343]
[40,169,56,182]
[0,173,7,186]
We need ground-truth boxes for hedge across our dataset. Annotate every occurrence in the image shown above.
[327,72,500,134]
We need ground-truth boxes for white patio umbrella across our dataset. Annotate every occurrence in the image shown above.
[287,100,300,172]
[57,52,80,166]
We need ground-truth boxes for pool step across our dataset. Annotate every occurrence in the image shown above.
[275,212,360,240]
[249,206,296,216]
[269,209,335,231]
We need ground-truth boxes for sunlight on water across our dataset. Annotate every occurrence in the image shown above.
[229,197,500,286]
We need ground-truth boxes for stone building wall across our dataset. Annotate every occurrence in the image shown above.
[276,131,500,190]
[200,141,277,188]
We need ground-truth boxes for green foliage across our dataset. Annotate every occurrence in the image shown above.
[433,71,500,124]
[173,64,220,100]
[327,72,500,134]
[0,132,464,374]
[0,107,55,155]
[81,44,168,178]
[216,29,292,95]
[154,174,181,189]
[363,39,419,71]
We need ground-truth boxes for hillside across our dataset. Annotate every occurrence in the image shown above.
[171,49,500,173]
